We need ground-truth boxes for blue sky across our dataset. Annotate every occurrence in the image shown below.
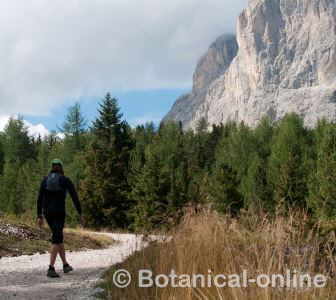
[24,88,187,131]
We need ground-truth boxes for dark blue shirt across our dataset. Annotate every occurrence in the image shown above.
[37,172,82,217]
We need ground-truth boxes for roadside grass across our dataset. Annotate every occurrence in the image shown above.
[0,214,116,257]
[100,210,336,300]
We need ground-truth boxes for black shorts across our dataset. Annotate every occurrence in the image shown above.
[45,213,65,244]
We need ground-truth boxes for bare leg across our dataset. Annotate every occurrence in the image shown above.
[49,244,60,267]
[59,244,68,265]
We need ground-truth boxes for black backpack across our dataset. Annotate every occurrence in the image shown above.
[46,173,64,192]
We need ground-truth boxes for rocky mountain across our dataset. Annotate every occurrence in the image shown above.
[163,34,238,129]
[164,0,336,130]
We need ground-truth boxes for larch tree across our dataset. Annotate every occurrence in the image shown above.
[308,124,336,220]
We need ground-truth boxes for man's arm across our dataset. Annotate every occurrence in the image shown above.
[65,177,82,215]
[37,179,45,218]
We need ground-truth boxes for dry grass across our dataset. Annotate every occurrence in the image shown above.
[101,210,336,299]
[0,215,116,257]
[63,228,116,251]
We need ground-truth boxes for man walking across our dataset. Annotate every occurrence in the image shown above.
[37,159,82,278]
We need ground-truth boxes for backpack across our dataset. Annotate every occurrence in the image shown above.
[46,173,64,192]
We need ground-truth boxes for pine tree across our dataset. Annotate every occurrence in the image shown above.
[20,159,42,215]
[242,117,273,210]
[193,118,212,170]
[129,123,156,174]
[0,161,25,215]
[243,154,272,211]
[130,144,164,230]
[0,117,38,214]
[129,122,188,230]
[59,103,89,222]
[208,164,243,215]
[268,113,309,210]
[308,124,336,219]
[183,130,205,205]
[3,116,36,164]
[60,102,87,155]
[80,93,133,228]
[92,93,124,144]
[214,122,257,209]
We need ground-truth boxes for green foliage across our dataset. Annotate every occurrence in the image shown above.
[60,103,87,138]
[0,138,4,175]
[58,103,88,225]
[242,117,274,210]
[208,164,243,214]
[1,161,25,214]
[59,102,88,159]
[308,124,336,220]
[1,102,336,228]
[214,122,258,210]
[129,122,188,230]
[80,93,134,228]
[2,116,36,164]
[268,114,309,210]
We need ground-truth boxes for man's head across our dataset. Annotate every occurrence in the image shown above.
[51,159,64,173]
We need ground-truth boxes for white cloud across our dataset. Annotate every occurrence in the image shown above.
[0,115,50,137]
[0,116,9,132]
[0,0,247,117]
[23,120,50,137]
[56,133,65,140]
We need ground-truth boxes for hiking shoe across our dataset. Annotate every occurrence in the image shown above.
[63,264,73,274]
[47,267,60,278]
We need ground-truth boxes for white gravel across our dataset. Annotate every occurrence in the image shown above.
[0,233,150,300]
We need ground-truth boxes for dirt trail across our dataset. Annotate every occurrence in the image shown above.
[0,233,148,300]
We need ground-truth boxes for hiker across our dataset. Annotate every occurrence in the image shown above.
[36,159,82,278]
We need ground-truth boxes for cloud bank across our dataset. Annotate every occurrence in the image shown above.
[0,115,50,137]
[0,0,247,117]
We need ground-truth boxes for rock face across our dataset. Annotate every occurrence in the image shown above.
[163,34,238,128]
[164,0,336,129]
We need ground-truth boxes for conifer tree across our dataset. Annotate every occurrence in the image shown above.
[208,164,243,214]
[0,117,37,214]
[60,102,87,155]
[243,154,271,210]
[242,117,273,210]
[0,161,25,214]
[268,113,309,210]
[3,116,36,164]
[308,124,336,219]
[214,122,256,208]
[130,143,164,230]
[80,93,133,228]
[59,103,88,221]
[130,122,188,230]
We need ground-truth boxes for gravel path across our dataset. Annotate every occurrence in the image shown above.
[0,233,149,300]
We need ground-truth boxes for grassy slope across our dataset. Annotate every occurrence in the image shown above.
[0,216,115,257]
[100,211,336,300]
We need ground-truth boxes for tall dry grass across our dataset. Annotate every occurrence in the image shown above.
[102,210,336,299]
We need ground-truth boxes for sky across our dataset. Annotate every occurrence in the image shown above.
[0,0,247,136]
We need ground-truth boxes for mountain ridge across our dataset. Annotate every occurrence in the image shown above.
[164,0,336,129]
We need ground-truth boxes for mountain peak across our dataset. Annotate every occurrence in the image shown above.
[165,0,336,129]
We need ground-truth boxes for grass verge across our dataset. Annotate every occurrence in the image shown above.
[100,210,336,300]
[0,215,115,257]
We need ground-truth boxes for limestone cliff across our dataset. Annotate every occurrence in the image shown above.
[163,34,238,128]
[165,0,336,129]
